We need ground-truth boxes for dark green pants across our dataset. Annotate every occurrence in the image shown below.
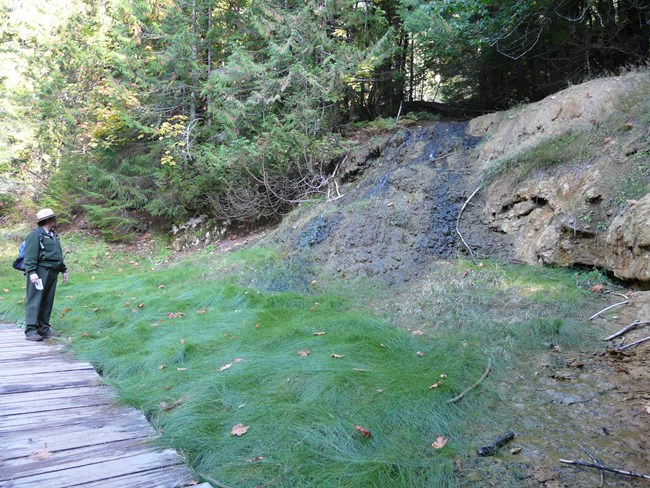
[25,266,59,337]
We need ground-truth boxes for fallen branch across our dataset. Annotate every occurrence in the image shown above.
[456,185,482,266]
[446,358,491,404]
[603,320,649,341]
[619,336,650,351]
[588,300,628,321]
[582,448,604,487]
[559,459,650,480]
[605,291,629,301]
[477,431,515,456]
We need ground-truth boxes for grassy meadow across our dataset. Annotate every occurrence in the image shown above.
[0,229,604,487]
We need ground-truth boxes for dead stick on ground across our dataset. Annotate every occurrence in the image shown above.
[559,459,650,480]
[588,300,628,321]
[582,448,604,487]
[456,185,482,266]
[446,358,492,404]
[619,336,650,351]
[603,320,650,341]
[606,291,629,301]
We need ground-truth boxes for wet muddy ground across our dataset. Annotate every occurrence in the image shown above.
[459,291,650,487]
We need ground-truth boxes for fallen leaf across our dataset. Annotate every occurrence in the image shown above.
[416,351,425,357]
[167,312,186,319]
[511,447,522,455]
[355,425,372,438]
[160,397,185,411]
[429,382,441,389]
[297,350,310,356]
[354,368,366,372]
[93,308,100,313]
[331,354,345,358]
[177,367,187,371]
[461,270,469,278]
[233,358,243,363]
[313,331,326,336]
[2,288,9,293]
[196,308,207,314]
[553,345,562,352]
[164,386,172,390]
[379,343,386,348]
[310,280,318,288]
[589,284,604,293]
[31,443,51,460]
[137,303,145,308]
[219,363,233,372]
[387,201,395,207]
[231,423,249,436]
[432,435,448,449]
[157,284,166,289]
[60,307,73,319]
[179,338,185,344]
[158,364,166,370]
[376,388,384,393]
[247,456,265,462]
[150,323,160,327]
[412,330,425,335]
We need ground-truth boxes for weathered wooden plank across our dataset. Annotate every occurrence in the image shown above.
[0,341,63,358]
[0,370,102,394]
[0,360,93,376]
[0,386,113,407]
[3,412,155,460]
[0,403,144,432]
[0,349,66,361]
[0,438,169,479]
[0,391,112,416]
[71,469,204,488]
[2,450,189,488]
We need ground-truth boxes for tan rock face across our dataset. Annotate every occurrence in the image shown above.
[476,72,649,285]
[604,195,650,282]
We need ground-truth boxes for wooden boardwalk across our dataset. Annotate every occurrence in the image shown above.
[0,324,211,488]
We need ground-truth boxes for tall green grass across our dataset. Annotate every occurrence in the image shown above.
[0,237,603,487]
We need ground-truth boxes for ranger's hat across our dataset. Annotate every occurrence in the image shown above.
[36,208,56,223]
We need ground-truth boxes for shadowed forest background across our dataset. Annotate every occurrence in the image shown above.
[0,0,648,234]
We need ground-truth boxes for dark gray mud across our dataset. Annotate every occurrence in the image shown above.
[273,121,511,285]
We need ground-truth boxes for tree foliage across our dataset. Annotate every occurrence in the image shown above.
[6,0,647,235]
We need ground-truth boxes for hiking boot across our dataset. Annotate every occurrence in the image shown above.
[40,329,61,339]
[26,334,43,342]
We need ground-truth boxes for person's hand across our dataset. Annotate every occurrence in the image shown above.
[29,273,39,284]
[63,272,69,284]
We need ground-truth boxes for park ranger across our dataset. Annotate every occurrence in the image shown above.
[23,208,69,341]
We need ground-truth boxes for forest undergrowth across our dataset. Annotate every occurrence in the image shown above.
[0,230,606,487]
